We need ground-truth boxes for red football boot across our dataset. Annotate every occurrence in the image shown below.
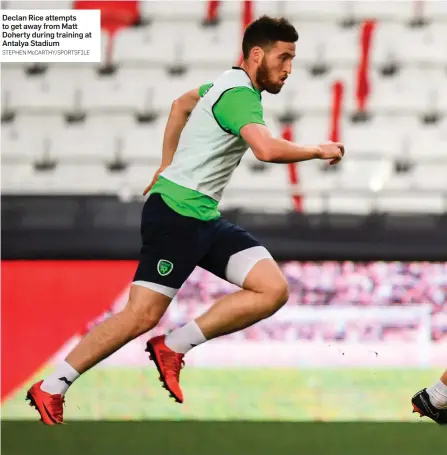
[26,380,64,425]
[146,335,185,403]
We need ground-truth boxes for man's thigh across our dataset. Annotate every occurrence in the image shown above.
[133,194,214,298]
[197,219,275,289]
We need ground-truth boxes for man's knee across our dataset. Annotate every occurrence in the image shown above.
[122,303,160,334]
[123,285,172,334]
[260,276,289,318]
[267,276,290,306]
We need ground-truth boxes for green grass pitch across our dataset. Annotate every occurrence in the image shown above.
[2,367,442,421]
[3,368,446,455]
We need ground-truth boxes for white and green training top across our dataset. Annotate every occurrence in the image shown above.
[150,67,265,221]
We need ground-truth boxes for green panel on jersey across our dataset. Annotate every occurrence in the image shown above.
[199,82,213,97]
[213,86,265,136]
[150,176,221,221]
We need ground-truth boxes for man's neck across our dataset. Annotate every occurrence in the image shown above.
[239,61,262,92]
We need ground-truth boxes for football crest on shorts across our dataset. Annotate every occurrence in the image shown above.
[157,259,174,276]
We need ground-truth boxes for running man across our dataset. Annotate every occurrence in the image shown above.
[412,369,447,424]
[27,15,344,425]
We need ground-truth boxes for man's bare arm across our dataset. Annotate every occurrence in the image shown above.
[143,88,200,195]
[240,123,344,165]
[160,88,201,167]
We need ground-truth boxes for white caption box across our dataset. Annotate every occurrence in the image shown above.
[0,9,101,63]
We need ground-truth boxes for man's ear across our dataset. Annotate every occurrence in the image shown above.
[250,46,264,65]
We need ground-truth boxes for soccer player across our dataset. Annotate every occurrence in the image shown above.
[412,369,447,424]
[26,15,344,425]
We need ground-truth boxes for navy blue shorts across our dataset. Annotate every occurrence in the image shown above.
[133,193,272,298]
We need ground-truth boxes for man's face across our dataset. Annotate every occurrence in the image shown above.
[255,41,296,94]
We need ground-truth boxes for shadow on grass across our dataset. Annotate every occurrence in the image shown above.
[2,421,446,455]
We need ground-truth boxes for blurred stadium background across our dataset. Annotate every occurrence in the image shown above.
[1,0,447,453]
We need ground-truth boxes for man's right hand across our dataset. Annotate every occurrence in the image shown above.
[240,123,345,165]
[316,141,345,165]
[143,165,167,196]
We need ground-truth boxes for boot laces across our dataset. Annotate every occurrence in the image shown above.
[48,394,65,422]
[160,351,185,380]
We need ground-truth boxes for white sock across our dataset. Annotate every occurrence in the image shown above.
[426,380,447,409]
[165,320,207,354]
[40,361,80,396]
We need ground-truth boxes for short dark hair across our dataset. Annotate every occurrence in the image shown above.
[242,15,298,59]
